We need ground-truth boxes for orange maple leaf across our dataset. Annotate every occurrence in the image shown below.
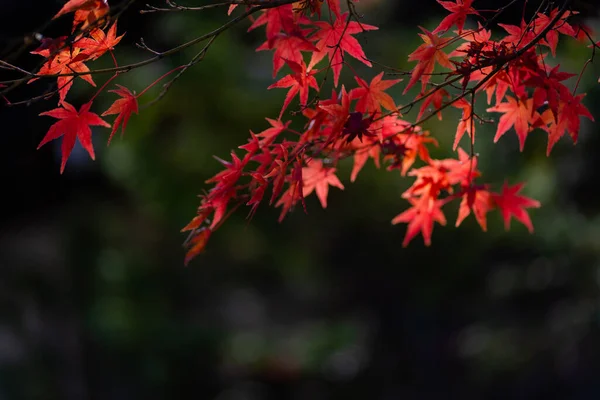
[31,46,96,105]
[38,101,110,173]
[53,0,110,32]
[73,22,124,61]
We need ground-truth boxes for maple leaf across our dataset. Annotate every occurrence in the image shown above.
[499,20,541,50]
[432,0,480,35]
[183,228,212,266]
[318,85,351,142]
[486,95,535,151]
[404,27,453,94]
[455,185,493,231]
[524,65,574,122]
[392,196,447,247]
[73,22,124,61]
[349,72,402,115]
[101,85,139,144]
[53,0,106,19]
[274,159,305,221]
[417,88,450,121]
[539,94,594,155]
[302,159,344,208]
[268,59,319,118]
[53,0,110,32]
[308,13,378,87]
[31,46,96,105]
[533,8,576,56]
[452,98,474,150]
[492,182,540,233]
[249,5,296,44]
[253,118,291,146]
[258,30,318,77]
[38,101,110,173]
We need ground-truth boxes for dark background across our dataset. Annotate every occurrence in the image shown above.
[1,0,600,399]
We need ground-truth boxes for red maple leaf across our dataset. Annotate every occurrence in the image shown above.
[31,46,96,105]
[539,94,594,155]
[524,65,574,122]
[38,101,110,173]
[53,0,110,32]
[404,28,453,94]
[432,0,480,35]
[455,185,493,231]
[392,196,447,247]
[268,59,319,118]
[248,5,296,45]
[101,85,139,144]
[452,98,474,150]
[252,118,291,146]
[417,88,450,120]
[349,72,402,115]
[492,182,540,233]
[308,13,377,87]
[258,30,318,77]
[302,159,345,208]
[486,95,536,151]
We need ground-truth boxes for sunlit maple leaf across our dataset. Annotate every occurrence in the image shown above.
[392,196,447,247]
[349,72,402,115]
[432,0,479,35]
[73,22,124,61]
[53,0,110,32]
[31,46,96,105]
[38,101,110,173]
[302,159,344,208]
[268,59,319,118]
[101,85,138,144]
[455,185,493,231]
[486,95,535,151]
[404,27,453,94]
[492,182,540,233]
[452,98,474,150]
[308,13,378,87]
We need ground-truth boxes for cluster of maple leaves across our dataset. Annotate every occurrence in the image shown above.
[31,0,137,173]
[19,0,598,264]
